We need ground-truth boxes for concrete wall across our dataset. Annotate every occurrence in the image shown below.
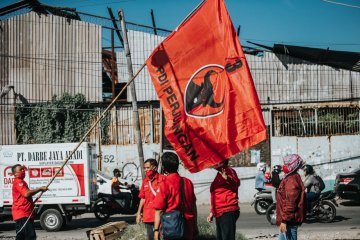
[271,135,360,191]
[96,135,360,203]
[97,144,258,203]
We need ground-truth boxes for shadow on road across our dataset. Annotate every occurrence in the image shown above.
[304,215,351,224]
[339,200,360,207]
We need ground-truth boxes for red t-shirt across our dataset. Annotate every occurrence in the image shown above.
[210,167,240,217]
[138,173,165,223]
[153,173,197,240]
[12,178,34,221]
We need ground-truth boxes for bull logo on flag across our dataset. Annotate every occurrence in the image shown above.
[185,65,225,118]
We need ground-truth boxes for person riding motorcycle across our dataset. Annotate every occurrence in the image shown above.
[112,168,132,209]
[271,165,283,189]
[302,164,322,211]
[255,162,276,203]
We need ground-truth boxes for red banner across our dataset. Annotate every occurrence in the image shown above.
[146,0,267,173]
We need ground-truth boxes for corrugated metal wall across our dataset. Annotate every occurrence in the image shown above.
[105,104,161,145]
[0,19,14,144]
[247,53,360,104]
[2,12,102,103]
[0,12,103,145]
[117,30,166,101]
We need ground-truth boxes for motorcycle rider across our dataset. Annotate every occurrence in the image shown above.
[255,162,276,203]
[112,168,132,209]
[302,164,322,211]
[271,165,283,189]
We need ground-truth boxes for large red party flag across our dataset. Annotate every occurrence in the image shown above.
[146,0,267,173]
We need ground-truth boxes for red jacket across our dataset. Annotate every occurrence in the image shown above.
[276,172,305,226]
[153,173,197,240]
[12,178,34,221]
[138,173,165,223]
[210,167,240,217]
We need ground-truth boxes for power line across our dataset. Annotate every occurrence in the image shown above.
[322,0,360,9]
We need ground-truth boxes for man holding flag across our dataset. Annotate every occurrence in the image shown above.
[146,0,266,173]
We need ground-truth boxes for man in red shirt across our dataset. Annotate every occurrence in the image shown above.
[11,164,48,240]
[207,160,240,240]
[153,152,197,240]
[136,158,165,240]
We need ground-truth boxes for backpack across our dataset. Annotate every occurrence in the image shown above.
[315,175,325,191]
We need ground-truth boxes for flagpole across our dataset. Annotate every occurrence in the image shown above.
[175,0,206,30]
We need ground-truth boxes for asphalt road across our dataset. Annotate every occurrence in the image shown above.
[0,201,359,240]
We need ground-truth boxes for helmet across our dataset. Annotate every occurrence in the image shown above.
[257,162,266,172]
[302,164,314,175]
[272,165,282,173]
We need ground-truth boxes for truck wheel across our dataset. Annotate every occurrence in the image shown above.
[40,209,64,232]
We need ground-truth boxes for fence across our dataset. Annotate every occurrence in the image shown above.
[273,106,360,137]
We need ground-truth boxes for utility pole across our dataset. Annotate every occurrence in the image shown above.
[150,9,157,35]
[118,9,145,180]
[111,29,115,100]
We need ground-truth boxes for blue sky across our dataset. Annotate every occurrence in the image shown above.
[1,0,360,52]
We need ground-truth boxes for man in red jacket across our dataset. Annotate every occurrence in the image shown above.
[153,152,197,240]
[136,158,165,240]
[276,154,305,240]
[11,164,48,240]
[207,160,240,240]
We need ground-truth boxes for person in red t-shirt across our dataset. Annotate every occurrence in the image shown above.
[207,160,240,240]
[11,164,48,240]
[153,152,197,240]
[136,158,165,240]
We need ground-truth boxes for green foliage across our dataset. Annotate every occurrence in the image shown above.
[16,93,110,144]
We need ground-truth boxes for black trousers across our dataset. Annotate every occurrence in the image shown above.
[15,217,36,240]
[215,210,240,240]
[144,222,154,240]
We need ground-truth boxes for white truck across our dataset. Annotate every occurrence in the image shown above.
[0,142,98,231]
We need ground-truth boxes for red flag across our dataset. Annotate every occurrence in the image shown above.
[146,0,267,173]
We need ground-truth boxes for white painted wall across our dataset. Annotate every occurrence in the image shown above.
[96,135,360,203]
[271,135,360,191]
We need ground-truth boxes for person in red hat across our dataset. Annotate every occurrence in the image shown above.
[276,154,305,240]
[207,160,240,240]
[11,164,48,240]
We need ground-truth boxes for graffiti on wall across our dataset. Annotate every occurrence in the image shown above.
[97,144,160,182]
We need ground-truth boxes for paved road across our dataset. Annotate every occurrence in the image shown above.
[235,201,360,239]
[0,201,359,239]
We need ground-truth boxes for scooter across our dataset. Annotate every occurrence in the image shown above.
[93,184,140,221]
[266,190,338,225]
[251,189,273,215]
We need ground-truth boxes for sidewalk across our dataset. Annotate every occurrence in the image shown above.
[196,203,360,240]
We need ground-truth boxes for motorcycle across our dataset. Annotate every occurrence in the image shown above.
[251,189,273,215]
[266,190,338,225]
[93,185,140,221]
